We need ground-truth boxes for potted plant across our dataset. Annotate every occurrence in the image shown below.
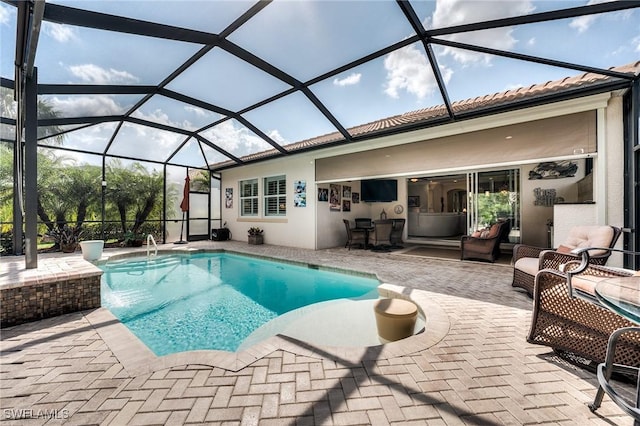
[47,225,83,253]
[124,231,146,247]
[247,227,264,245]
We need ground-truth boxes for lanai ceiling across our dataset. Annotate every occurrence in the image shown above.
[2,0,639,171]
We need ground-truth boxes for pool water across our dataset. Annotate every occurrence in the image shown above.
[100,252,379,354]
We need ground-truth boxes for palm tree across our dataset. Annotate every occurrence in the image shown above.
[35,150,101,249]
[190,170,210,192]
[105,160,165,237]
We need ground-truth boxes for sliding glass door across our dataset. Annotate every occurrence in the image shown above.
[467,169,520,243]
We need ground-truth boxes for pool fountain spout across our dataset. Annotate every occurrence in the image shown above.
[147,234,158,258]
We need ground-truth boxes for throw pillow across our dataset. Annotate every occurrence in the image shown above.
[556,244,574,254]
[487,223,501,238]
[634,270,640,277]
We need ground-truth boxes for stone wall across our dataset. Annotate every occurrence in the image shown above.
[1,274,102,327]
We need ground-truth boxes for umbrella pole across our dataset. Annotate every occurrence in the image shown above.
[174,211,188,244]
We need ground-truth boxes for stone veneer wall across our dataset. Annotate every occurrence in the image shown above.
[1,274,102,327]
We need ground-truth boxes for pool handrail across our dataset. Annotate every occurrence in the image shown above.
[147,234,158,258]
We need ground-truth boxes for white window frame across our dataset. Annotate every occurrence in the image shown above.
[264,175,286,217]
[239,178,258,217]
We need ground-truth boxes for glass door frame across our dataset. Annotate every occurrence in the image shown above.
[466,168,520,243]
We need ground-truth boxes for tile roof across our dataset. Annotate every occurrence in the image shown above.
[212,61,640,169]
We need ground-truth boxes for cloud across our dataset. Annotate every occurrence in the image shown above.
[200,120,272,157]
[47,95,130,117]
[569,0,614,33]
[68,64,139,84]
[428,0,534,65]
[333,73,361,87]
[569,15,597,33]
[184,105,208,117]
[267,129,287,144]
[383,44,450,100]
[131,105,218,132]
[125,123,184,153]
[0,3,13,25]
[59,123,117,151]
[635,35,640,52]
[42,21,76,43]
[131,108,172,126]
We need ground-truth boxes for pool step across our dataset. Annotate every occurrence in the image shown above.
[102,256,183,273]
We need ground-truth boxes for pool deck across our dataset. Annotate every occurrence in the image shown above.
[0,241,635,425]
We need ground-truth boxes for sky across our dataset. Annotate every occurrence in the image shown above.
[1,0,639,169]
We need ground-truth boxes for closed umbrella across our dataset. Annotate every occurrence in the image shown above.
[175,175,190,244]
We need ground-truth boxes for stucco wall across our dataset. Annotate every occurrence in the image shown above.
[221,153,317,249]
[520,160,586,247]
[219,93,625,252]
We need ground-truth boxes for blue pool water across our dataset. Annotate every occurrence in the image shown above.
[100,252,379,354]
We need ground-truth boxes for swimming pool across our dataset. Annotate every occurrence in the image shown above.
[100,252,379,354]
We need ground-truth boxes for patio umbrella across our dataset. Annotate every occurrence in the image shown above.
[175,175,190,244]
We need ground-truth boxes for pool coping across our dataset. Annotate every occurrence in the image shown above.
[86,283,450,375]
[98,247,381,280]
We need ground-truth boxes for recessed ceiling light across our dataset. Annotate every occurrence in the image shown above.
[505,135,513,139]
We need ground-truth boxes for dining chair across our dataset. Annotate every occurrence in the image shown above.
[343,219,366,250]
[369,220,393,251]
[390,218,405,249]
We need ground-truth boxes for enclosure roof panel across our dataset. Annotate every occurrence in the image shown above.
[2,0,639,169]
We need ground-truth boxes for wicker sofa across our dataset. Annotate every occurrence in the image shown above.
[528,257,640,368]
[512,225,621,296]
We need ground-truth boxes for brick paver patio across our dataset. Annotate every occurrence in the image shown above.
[0,241,634,425]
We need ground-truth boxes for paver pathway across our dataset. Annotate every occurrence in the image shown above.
[0,241,634,425]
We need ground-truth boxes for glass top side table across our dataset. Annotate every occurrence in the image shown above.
[590,276,640,424]
[595,276,640,324]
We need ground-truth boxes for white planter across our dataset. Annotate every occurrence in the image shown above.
[79,240,104,261]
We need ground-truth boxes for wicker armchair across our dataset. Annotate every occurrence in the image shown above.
[460,220,510,263]
[528,262,640,368]
[512,225,621,296]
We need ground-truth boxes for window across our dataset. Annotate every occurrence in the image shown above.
[264,175,286,216]
[240,179,258,216]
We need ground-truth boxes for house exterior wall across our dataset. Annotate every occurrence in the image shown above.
[220,92,626,253]
[221,152,317,249]
[521,160,587,248]
[552,94,626,266]
[316,111,596,182]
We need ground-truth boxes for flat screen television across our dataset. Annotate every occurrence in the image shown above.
[360,179,397,202]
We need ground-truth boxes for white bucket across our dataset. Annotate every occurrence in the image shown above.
[79,240,104,261]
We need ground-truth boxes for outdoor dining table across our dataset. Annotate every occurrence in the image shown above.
[589,276,640,425]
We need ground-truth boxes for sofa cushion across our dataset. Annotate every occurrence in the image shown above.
[514,257,539,276]
[564,226,614,256]
[571,275,607,296]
